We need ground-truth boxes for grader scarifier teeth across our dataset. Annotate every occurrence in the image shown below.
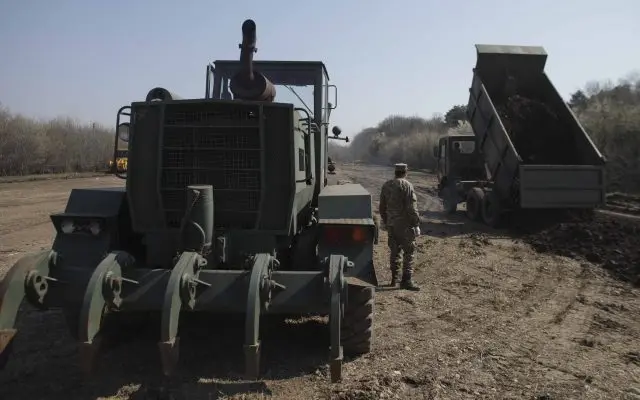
[0,246,351,383]
[156,252,292,381]
[328,254,346,383]
[0,250,54,370]
[75,251,135,374]
[0,249,137,373]
[153,252,348,383]
[158,251,205,377]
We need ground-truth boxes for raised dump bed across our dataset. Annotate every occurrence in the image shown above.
[466,44,606,213]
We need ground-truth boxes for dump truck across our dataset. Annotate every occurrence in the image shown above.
[435,44,606,227]
[0,19,377,383]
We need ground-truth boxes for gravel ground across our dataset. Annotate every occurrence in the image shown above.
[0,166,639,400]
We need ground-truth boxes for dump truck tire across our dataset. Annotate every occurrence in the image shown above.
[481,190,502,227]
[341,285,374,356]
[466,187,484,221]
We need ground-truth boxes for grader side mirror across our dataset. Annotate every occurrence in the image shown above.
[117,122,130,142]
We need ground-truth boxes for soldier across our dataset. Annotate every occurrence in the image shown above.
[379,163,421,291]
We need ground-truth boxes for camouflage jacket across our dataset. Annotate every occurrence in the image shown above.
[379,178,420,229]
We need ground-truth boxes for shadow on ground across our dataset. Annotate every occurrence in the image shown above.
[419,209,513,240]
[0,308,336,400]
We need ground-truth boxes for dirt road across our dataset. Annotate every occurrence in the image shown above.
[1,167,639,400]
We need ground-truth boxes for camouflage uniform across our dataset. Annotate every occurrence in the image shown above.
[379,163,421,291]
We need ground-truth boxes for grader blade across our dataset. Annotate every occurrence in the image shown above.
[0,250,54,369]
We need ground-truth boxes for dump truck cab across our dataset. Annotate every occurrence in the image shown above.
[434,134,484,192]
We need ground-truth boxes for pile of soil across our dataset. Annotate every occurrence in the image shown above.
[606,192,640,216]
[497,95,578,164]
[524,215,640,285]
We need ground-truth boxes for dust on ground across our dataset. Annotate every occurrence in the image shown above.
[1,167,639,400]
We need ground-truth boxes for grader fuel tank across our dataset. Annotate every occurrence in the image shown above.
[0,19,377,383]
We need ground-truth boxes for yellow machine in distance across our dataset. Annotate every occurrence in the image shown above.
[109,149,128,173]
[108,156,128,173]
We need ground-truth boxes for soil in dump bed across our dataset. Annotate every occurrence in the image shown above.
[524,215,640,285]
[497,95,581,164]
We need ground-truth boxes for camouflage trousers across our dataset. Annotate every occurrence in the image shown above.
[387,224,417,280]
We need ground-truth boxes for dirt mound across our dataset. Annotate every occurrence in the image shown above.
[606,192,640,216]
[497,95,577,164]
[524,215,640,285]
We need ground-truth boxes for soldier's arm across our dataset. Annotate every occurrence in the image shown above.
[379,184,388,225]
[405,183,421,227]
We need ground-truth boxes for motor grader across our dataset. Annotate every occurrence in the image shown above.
[0,19,378,383]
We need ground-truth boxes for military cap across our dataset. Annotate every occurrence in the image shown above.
[394,163,408,172]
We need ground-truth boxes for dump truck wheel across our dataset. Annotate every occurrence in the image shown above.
[465,187,484,221]
[341,286,374,356]
[441,187,457,214]
[481,190,501,227]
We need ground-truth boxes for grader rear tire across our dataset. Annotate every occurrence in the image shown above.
[341,286,374,356]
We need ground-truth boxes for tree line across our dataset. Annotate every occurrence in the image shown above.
[1,74,639,193]
[0,105,114,175]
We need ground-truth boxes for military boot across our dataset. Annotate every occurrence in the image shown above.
[390,274,400,287]
[400,278,420,291]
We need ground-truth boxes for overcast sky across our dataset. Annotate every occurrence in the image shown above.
[1,0,639,136]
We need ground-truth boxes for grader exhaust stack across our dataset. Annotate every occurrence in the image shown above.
[0,18,377,384]
[229,19,276,102]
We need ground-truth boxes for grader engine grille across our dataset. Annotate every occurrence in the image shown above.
[160,102,262,229]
